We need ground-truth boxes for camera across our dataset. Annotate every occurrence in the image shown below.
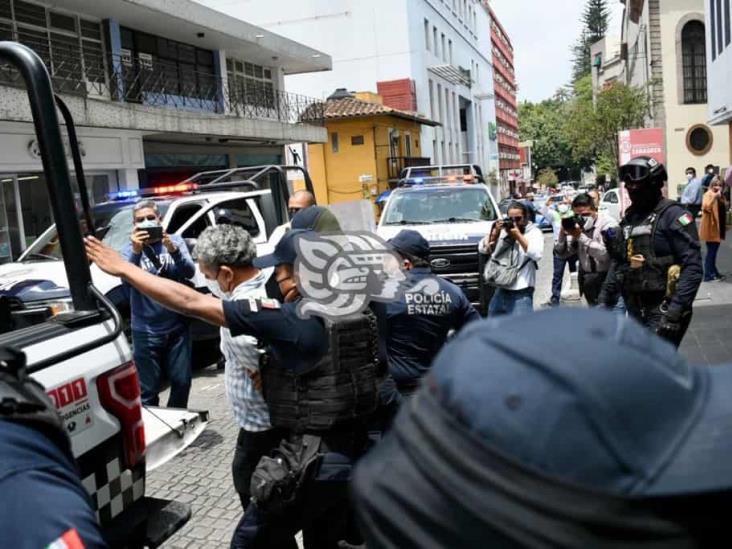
[561,216,586,232]
[501,216,514,231]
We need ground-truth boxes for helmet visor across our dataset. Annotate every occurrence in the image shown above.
[619,163,651,183]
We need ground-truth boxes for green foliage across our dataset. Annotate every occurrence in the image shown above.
[519,96,575,175]
[562,80,650,178]
[572,0,610,82]
[537,167,559,188]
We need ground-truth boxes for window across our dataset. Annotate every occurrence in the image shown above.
[167,203,203,233]
[604,191,619,204]
[448,39,453,64]
[351,135,365,146]
[686,124,714,155]
[405,134,412,156]
[182,213,210,240]
[429,79,435,119]
[433,26,438,57]
[211,198,260,237]
[424,18,430,50]
[681,21,707,104]
[437,84,443,123]
[441,33,446,62]
[331,132,339,153]
[226,56,275,109]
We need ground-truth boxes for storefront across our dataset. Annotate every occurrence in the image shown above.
[0,121,144,262]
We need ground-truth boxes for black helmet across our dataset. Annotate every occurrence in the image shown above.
[619,156,668,188]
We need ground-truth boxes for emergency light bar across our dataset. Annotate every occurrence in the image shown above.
[400,174,477,187]
[108,182,199,201]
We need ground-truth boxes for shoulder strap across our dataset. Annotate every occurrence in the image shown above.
[142,246,162,271]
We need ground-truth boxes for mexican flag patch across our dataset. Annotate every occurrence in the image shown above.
[678,213,694,226]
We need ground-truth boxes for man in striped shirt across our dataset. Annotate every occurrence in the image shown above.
[194,225,286,511]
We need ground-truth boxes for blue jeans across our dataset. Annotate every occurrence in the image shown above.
[551,252,577,303]
[132,327,192,408]
[704,242,721,281]
[489,287,534,317]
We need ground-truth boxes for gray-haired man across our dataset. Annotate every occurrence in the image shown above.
[195,225,286,511]
[122,199,195,408]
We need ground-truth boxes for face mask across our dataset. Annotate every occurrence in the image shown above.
[581,215,595,231]
[136,219,160,229]
[686,174,694,181]
[205,278,229,299]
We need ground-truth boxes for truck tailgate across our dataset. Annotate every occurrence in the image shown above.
[142,407,209,472]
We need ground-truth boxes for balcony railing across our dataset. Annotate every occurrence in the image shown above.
[387,156,432,181]
[0,39,325,126]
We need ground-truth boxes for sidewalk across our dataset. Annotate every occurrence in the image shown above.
[679,236,732,366]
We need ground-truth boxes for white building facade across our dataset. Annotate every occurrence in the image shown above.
[0,0,329,262]
[705,0,732,166]
[199,0,500,182]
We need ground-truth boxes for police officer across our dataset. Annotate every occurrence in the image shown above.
[600,157,703,346]
[0,347,106,548]
[383,230,480,397]
[85,230,378,549]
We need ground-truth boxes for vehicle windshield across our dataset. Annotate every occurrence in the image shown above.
[382,187,497,225]
[21,200,172,261]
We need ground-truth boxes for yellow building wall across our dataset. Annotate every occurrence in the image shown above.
[308,115,425,205]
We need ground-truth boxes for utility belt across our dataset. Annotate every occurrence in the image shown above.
[621,255,675,293]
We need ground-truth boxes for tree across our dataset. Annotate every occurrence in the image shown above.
[572,0,610,82]
[519,96,579,177]
[562,79,650,178]
[537,167,559,188]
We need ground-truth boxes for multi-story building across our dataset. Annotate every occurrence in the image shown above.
[199,0,501,198]
[600,0,728,196]
[484,2,518,194]
[704,0,732,165]
[0,0,329,262]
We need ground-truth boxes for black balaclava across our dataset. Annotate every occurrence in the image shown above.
[627,182,662,213]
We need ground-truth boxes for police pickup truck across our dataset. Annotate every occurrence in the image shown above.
[0,42,206,547]
[0,164,312,346]
[376,166,499,314]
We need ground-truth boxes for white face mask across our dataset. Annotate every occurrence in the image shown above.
[686,174,694,181]
[205,278,229,299]
[581,215,596,231]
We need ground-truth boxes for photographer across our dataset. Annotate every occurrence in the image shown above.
[479,201,543,316]
[555,194,617,306]
[122,199,195,408]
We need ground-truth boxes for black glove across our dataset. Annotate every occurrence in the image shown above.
[657,309,683,341]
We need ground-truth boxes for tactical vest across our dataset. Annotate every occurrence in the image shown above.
[261,309,380,433]
[620,199,677,293]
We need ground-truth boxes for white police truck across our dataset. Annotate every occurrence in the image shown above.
[0,42,209,547]
[376,166,499,314]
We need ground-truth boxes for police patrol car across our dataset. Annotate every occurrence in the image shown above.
[376,165,499,313]
[0,164,311,343]
[0,42,207,546]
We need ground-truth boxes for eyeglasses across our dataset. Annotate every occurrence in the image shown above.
[134,214,158,223]
[508,216,524,222]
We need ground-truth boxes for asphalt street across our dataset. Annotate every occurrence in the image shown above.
[148,232,732,547]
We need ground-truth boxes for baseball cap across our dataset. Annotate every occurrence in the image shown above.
[422,308,732,496]
[387,229,430,261]
[291,206,342,233]
[254,228,309,269]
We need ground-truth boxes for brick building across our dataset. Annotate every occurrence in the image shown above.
[485,3,520,188]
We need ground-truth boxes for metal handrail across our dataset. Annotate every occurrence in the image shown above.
[0,37,326,125]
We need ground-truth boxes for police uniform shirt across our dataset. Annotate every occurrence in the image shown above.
[222,298,328,375]
[621,201,703,312]
[0,421,106,548]
[384,267,480,386]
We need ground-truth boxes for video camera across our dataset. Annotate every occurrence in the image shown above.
[561,216,586,232]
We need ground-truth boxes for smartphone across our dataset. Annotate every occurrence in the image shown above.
[143,225,163,242]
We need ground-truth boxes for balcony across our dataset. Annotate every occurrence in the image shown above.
[387,156,432,181]
[0,38,325,127]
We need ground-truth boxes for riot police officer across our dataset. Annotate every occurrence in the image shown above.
[383,230,480,397]
[600,157,703,346]
[85,230,379,549]
[0,347,106,548]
